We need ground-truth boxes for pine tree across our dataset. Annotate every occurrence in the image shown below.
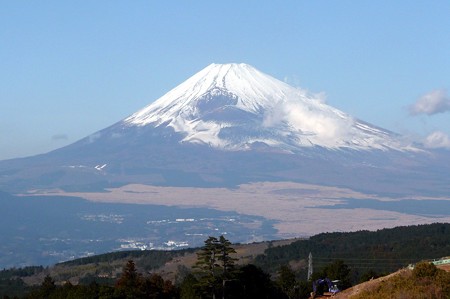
[115,260,143,298]
[194,235,237,299]
[217,235,237,278]
[217,235,237,299]
[194,236,220,299]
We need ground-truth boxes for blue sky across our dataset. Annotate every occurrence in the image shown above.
[1,1,450,160]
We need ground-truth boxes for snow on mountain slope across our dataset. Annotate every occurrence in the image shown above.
[124,63,412,151]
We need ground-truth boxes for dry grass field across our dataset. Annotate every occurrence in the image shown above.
[35,181,450,237]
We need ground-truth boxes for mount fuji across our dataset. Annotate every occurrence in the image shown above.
[0,63,449,196]
[124,63,409,151]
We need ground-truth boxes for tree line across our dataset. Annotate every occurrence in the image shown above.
[5,235,357,299]
[2,223,450,298]
[254,222,450,280]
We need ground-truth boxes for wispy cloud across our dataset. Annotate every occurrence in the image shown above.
[409,89,450,116]
[263,97,352,145]
[283,76,327,104]
[51,134,68,141]
[424,131,450,149]
[314,91,328,104]
[283,75,302,88]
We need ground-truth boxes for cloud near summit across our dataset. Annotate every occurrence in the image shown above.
[409,89,450,116]
[263,99,352,144]
[424,131,450,149]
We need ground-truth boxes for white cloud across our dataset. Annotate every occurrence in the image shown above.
[263,97,353,146]
[283,76,327,104]
[409,89,450,115]
[283,75,302,88]
[285,102,351,141]
[424,131,450,149]
[314,91,328,104]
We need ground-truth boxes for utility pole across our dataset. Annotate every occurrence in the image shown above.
[307,252,313,281]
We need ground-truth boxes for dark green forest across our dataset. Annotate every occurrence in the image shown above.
[1,223,449,298]
[254,222,450,278]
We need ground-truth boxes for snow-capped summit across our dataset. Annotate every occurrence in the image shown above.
[124,63,409,151]
[125,63,297,124]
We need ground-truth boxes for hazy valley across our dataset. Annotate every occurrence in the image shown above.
[0,192,276,268]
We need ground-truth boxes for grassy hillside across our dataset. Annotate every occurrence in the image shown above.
[335,262,450,299]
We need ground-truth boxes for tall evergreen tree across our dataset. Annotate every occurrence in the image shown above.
[194,235,238,299]
[218,235,238,299]
[115,260,143,298]
[217,235,237,278]
[194,236,220,299]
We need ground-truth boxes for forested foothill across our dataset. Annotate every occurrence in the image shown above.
[254,222,450,278]
[0,223,449,298]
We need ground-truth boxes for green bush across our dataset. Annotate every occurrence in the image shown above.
[413,261,437,278]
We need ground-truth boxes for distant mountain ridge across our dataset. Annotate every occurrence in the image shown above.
[0,63,449,195]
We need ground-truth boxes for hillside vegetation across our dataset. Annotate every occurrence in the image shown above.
[0,223,449,298]
[254,223,450,280]
[337,262,450,299]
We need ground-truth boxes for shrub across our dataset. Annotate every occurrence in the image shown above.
[413,261,437,278]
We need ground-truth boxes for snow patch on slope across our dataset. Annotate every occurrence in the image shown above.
[124,63,412,151]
